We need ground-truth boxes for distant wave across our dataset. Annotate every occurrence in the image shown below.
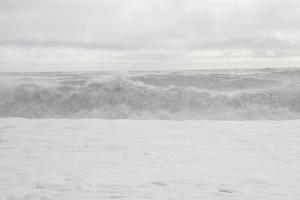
[0,70,300,120]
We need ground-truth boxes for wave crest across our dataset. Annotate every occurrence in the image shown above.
[0,72,300,120]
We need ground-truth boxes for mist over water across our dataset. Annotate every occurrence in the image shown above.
[1,69,300,120]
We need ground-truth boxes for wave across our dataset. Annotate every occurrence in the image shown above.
[0,71,300,120]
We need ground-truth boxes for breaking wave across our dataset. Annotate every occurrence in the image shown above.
[0,70,300,120]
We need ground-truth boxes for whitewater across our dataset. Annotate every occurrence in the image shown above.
[0,119,299,200]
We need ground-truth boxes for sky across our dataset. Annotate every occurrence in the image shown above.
[0,0,300,71]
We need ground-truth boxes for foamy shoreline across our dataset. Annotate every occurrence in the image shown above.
[1,119,299,199]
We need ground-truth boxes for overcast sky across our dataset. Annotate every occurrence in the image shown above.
[0,0,300,71]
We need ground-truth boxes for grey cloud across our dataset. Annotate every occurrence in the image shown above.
[1,36,299,52]
[0,0,300,64]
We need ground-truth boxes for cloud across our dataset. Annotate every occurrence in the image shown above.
[0,0,300,70]
[0,0,299,48]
